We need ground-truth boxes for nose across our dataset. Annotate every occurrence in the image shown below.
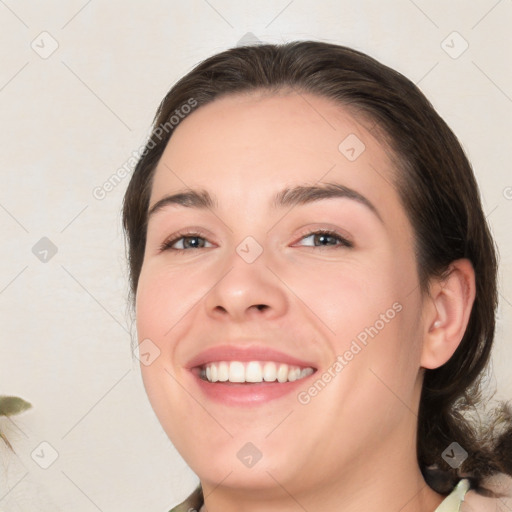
[203,248,289,323]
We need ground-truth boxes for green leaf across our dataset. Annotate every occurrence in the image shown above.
[0,396,32,417]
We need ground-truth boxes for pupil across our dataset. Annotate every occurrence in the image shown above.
[185,236,202,248]
[317,234,334,245]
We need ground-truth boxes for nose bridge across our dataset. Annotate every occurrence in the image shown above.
[202,231,288,322]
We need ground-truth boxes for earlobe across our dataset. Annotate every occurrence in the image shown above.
[420,259,476,370]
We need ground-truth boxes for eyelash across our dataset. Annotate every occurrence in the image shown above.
[159,228,353,253]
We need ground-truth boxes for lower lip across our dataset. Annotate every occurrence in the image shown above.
[190,371,316,406]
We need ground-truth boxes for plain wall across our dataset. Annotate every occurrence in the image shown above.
[1,1,511,510]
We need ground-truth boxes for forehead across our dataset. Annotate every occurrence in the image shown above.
[149,91,404,225]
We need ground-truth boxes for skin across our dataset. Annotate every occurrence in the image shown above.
[135,90,476,512]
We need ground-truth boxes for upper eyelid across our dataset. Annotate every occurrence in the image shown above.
[293,226,353,245]
[161,228,353,251]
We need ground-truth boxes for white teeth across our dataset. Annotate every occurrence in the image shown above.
[201,361,315,383]
[211,363,218,382]
[300,367,315,379]
[288,367,300,382]
[263,362,277,382]
[246,361,263,382]
[229,361,245,383]
[218,361,229,382]
[277,363,288,383]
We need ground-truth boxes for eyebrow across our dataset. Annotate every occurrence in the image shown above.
[147,182,383,223]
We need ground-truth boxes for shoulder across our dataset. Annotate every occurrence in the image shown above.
[167,484,203,512]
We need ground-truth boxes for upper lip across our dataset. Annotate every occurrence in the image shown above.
[185,344,318,370]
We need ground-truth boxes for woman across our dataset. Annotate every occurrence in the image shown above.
[122,41,512,511]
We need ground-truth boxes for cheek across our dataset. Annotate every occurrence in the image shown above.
[285,250,422,398]
[134,267,190,433]
[304,302,422,430]
[135,261,202,347]
[134,265,184,406]
[272,251,406,345]
[135,271,170,341]
[134,260,218,401]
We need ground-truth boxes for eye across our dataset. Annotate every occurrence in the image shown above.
[159,228,353,253]
[159,231,214,252]
[295,229,353,249]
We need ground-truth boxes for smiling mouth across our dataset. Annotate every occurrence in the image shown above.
[197,360,316,384]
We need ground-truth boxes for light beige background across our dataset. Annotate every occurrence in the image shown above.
[0,1,511,511]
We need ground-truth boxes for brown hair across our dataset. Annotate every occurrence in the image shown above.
[122,40,512,495]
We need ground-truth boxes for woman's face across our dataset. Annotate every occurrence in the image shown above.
[136,91,428,494]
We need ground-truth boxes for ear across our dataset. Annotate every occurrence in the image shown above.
[420,259,476,369]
